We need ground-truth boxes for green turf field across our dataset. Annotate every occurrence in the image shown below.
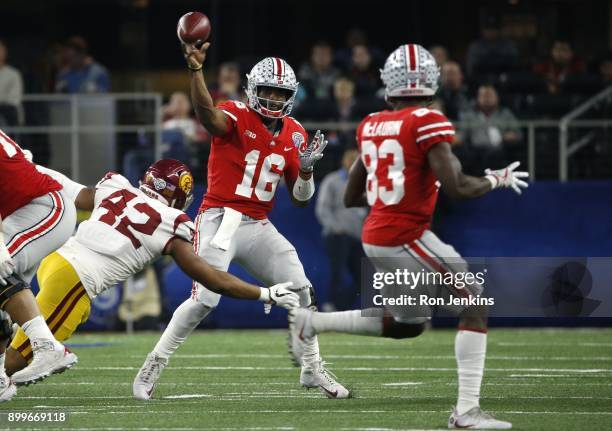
[1,328,611,430]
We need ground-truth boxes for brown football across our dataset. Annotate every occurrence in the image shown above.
[177,12,211,45]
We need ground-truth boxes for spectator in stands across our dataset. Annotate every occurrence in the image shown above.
[599,53,612,86]
[335,28,384,72]
[457,85,521,172]
[210,62,243,105]
[438,61,470,120]
[315,148,366,311]
[0,39,23,126]
[321,77,361,170]
[299,41,340,101]
[55,36,110,93]
[466,14,518,78]
[534,40,586,94]
[349,44,380,99]
[163,91,209,145]
[332,77,360,123]
[430,45,449,67]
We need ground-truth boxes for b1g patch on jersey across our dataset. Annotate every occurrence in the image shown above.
[292,132,305,149]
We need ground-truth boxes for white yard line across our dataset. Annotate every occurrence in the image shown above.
[76,366,612,372]
[35,381,612,387]
[123,354,612,361]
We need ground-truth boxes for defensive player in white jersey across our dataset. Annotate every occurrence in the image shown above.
[5,159,299,390]
[289,45,528,428]
[133,41,349,399]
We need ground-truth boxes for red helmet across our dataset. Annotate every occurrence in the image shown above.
[139,159,194,210]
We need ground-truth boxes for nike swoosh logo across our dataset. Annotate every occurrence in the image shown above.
[319,385,338,398]
[284,146,293,151]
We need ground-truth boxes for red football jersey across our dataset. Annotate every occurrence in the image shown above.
[0,129,62,219]
[357,106,455,246]
[200,100,305,219]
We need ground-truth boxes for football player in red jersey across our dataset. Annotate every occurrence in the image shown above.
[289,45,528,428]
[0,130,84,398]
[134,42,349,399]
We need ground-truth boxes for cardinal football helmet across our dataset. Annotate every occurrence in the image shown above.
[139,159,194,210]
[246,57,298,118]
[381,44,440,98]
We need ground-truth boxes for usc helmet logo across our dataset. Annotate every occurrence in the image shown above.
[179,172,193,194]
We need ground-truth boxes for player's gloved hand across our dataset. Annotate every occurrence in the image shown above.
[182,41,211,71]
[260,282,299,314]
[484,161,529,195]
[0,235,15,286]
[298,130,328,173]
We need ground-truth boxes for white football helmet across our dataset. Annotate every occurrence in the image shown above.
[381,44,440,98]
[246,57,299,118]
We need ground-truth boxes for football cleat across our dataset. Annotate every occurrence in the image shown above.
[300,360,351,399]
[287,308,314,366]
[0,369,17,402]
[448,406,512,429]
[133,352,168,400]
[11,339,78,386]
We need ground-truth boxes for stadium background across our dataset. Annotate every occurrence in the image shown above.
[1,0,611,330]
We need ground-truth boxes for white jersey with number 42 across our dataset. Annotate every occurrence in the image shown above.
[58,173,195,298]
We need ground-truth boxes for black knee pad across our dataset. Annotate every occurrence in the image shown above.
[382,316,426,339]
[0,310,12,342]
[0,273,30,309]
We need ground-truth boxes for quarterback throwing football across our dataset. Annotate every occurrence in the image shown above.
[133,42,349,399]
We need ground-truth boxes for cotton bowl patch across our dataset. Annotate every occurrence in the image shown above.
[292,132,305,149]
[153,178,167,191]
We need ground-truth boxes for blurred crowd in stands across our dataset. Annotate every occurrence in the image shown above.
[1,13,611,180]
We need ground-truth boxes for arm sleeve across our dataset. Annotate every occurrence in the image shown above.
[412,110,455,153]
[217,100,244,136]
[173,214,195,243]
[35,165,87,202]
[163,213,195,254]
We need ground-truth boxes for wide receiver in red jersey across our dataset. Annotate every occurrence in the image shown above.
[0,130,82,400]
[289,45,528,429]
[134,41,349,399]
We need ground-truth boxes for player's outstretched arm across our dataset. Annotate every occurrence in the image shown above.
[167,238,299,309]
[428,142,495,199]
[428,142,529,199]
[182,42,230,137]
[344,157,368,207]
